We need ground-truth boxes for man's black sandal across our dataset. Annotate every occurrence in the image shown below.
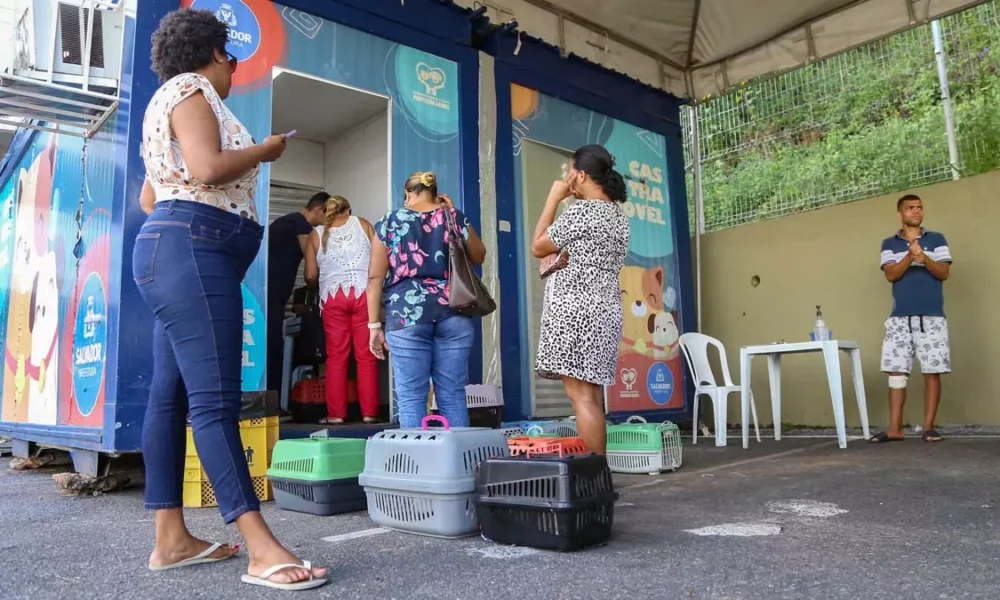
[869,432,905,443]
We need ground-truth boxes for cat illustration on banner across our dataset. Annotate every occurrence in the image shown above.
[619,264,678,359]
[2,136,60,425]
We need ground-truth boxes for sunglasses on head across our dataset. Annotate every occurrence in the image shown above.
[226,50,238,73]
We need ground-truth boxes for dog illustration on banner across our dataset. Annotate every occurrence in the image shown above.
[619,264,679,359]
[611,263,684,411]
[2,137,60,424]
[651,312,680,360]
[28,250,60,425]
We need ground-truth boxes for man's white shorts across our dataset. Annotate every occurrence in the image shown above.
[880,316,951,375]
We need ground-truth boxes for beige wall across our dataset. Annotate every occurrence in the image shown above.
[699,170,998,428]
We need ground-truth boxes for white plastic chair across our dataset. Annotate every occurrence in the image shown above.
[679,333,761,447]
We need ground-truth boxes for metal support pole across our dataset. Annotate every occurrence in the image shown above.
[81,0,96,92]
[932,20,960,180]
[690,104,705,332]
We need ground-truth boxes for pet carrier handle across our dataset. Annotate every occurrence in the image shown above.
[421,415,451,430]
[626,416,648,424]
[526,441,565,458]
[525,425,545,436]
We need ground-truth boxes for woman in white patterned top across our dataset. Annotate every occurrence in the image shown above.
[303,194,380,425]
[133,8,326,592]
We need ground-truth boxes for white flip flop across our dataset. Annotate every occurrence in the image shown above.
[148,542,237,572]
[241,560,328,591]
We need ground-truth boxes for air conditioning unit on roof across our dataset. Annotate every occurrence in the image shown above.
[0,0,128,139]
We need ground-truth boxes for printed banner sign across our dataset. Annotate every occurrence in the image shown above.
[0,131,113,427]
[510,84,685,414]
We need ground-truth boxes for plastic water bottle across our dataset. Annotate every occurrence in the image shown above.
[813,306,829,341]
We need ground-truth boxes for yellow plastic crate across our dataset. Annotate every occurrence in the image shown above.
[183,448,273,481]
[184,416,279,486]
[183,475,273,509]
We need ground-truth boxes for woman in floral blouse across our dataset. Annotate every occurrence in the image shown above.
[365,172,486,427]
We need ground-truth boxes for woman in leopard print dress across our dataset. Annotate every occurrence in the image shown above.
[531,145,630,454]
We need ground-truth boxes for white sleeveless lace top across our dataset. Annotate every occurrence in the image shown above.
[316,216,371,301]
[141,73,259,221]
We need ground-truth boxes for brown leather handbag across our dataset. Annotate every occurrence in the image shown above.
[443,207,496,318]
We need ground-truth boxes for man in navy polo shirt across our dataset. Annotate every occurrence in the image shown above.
[870,194,952,444]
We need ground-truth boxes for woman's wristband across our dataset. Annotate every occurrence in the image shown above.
[368,322,382,330]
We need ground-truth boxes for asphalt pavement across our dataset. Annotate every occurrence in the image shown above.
[1,436,998,600]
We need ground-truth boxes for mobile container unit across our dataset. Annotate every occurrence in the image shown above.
[473,25,696,426]
[0,0,485,474]
[0,0,152,475]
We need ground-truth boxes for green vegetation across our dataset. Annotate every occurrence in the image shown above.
[689,2,1000,231]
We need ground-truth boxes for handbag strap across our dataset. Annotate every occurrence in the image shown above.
[442,206,463,247]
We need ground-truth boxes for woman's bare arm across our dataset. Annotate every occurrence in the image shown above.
[465,225,487,266]
[359,218,376,241]
[437,195,486,265]
[171,92,271,185]
[532,181,571,258]
[366,237,389,323]
[140,178,156,215]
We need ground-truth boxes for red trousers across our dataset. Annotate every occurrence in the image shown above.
[322,289,380,419]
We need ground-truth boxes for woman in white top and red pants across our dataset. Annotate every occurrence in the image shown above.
[304,195,380,424]
[134,8,326,591]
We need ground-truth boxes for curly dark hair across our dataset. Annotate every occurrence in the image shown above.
[151,9,229,83]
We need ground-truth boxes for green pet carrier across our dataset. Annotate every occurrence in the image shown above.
[606,416,682,475]
[267,438,368,516]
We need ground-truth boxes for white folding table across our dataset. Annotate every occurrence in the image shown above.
[739,340,870,449]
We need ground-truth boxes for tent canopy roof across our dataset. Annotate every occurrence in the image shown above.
[472,0,987,98]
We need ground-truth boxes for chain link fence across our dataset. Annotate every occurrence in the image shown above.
[683,0,1000,233]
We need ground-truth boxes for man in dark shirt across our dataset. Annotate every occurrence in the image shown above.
[266,192,328,393]
[871,194,952,444]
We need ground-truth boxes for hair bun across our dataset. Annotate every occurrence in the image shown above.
[419,172,436,187]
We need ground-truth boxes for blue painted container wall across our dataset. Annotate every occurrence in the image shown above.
[0,0,483,453]
[0,4,145,451]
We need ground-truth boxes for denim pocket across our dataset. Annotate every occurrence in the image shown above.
[191,224,233,243]
[133,233,160,285]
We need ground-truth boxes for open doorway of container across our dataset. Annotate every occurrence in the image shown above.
[519,139,608,419]
[268,68,392,425]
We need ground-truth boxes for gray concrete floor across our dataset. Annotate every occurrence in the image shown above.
[2,436,998,599]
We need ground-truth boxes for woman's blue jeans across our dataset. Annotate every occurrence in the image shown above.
[133,200,262,523]
[386,315,475,428]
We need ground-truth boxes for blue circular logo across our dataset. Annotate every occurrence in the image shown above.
[241,284,266,391]
[73,273,107,416]
[646,362,675,406]
[394,47,459,137]
[208,1,261,62]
